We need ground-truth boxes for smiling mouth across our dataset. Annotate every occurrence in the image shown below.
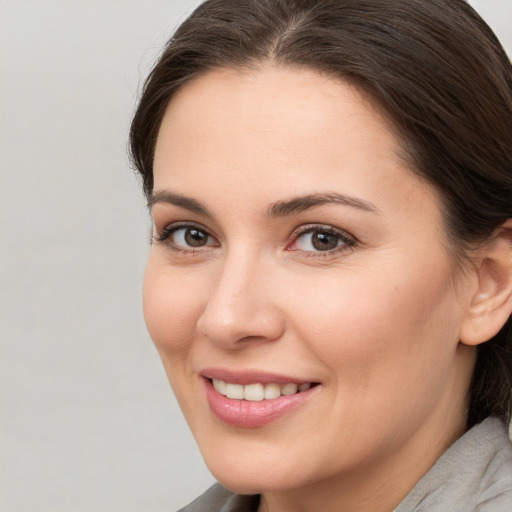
[203,375,321,427]
[211,379,318,401]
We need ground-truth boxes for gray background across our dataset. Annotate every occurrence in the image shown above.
[1,1,510,511]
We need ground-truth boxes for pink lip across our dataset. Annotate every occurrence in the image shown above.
[200,369,320,428]
[201,367,313,385]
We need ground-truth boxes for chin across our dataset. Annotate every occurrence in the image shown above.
[200,445,317,495]
[210,470,292,496]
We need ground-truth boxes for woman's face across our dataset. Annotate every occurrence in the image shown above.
[145,66,477,496]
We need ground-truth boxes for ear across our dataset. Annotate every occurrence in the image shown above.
[459,220,512,346]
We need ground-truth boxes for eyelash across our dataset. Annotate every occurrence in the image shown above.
[287,224,356,256]
[155,222,218,254]
[155,222,356,257]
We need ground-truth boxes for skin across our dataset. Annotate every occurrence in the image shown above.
[144,65,481,512]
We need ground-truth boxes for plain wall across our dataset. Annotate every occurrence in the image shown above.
[1,1,510,511]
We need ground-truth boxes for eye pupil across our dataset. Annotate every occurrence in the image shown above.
[312,232,338,251]
[185,228,207,247]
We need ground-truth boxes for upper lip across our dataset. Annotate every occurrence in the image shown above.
[200,367,318,385]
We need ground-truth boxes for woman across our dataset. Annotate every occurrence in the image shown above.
[130,1,512,510]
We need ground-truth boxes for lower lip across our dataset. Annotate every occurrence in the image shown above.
[203,379,319,428]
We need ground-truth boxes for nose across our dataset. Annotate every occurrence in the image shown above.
[196,251,285,348]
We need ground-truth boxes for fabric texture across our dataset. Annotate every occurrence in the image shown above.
[178,417,512,512]
[178,485,259,512]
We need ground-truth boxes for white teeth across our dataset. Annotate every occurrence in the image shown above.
[213,379,226,394]
[212,379,313,401]
[225,383,244,399]
[281,383,298,395]
[264,383,281,400]
[244,383,265,401]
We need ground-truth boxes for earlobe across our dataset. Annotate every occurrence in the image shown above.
[459,220,512,347]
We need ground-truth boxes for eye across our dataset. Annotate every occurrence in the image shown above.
[289,225,355,254]
[173,226,210,248]
[156,223,218,251]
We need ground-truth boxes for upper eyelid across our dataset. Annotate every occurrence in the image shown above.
[156,221,217,239]
[290,223,356,241]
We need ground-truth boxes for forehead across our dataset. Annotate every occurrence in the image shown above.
[153,64,438,222]
[156,65,398,153]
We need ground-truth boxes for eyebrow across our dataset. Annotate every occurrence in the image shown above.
[148,191,212,217]
[267,192,379,217]
[148,190,379,218]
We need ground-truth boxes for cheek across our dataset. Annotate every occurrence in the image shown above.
[142,259,204,354]
[282,260,465,445]
[286,258,461,376]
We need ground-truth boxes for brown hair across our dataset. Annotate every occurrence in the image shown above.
[130,0,512,427]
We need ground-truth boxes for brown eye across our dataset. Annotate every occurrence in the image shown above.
[158,224,218,250]
[290,226,355,254]
[310,231,339,251]
[184,228,208,247]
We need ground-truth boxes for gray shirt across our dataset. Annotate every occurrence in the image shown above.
[179,417,512,512]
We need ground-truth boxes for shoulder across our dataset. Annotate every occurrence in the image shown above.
[178,484,233,512]
[397,417,512,512]
[475,418,512,511]
[177,483,259,512]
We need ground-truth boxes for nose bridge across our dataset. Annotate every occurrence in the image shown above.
[197,245,283,347]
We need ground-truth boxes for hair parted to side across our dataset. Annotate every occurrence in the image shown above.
[130,0,512,428]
